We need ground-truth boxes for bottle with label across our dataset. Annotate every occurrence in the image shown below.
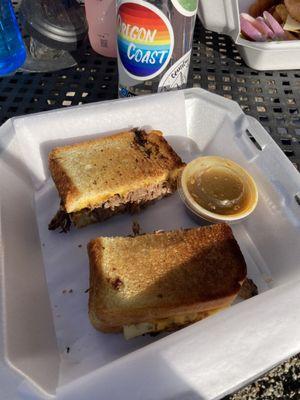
[116,0,198,97]
[0,0,26,76]
[85,0,117,58]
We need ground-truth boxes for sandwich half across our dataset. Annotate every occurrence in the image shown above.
[48,129,185,231]
[87,223,247,339]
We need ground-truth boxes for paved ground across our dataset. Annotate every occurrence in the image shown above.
[224,354,300,399]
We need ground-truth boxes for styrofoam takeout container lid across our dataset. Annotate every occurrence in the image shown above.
[197,0,300,70]
[0,88,300,400]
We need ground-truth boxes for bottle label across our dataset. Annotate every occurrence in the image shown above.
[158,50,191,92]
[117,0,174,81]
[171,0,198,17]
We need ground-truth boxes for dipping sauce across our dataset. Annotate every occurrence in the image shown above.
[180,156,258,223]
[187,165,250,215]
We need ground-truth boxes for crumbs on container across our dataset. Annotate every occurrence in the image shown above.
[62,289,74,294]
[264,276,273,284]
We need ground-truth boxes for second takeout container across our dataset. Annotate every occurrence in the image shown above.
[0,88,300,399]
[198,0,300,70]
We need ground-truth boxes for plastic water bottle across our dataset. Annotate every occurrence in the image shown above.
[85,0,117,58]
[0,0,26,76]
[116,0,198,97]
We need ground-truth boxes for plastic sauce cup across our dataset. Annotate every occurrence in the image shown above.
[179,156,258,224]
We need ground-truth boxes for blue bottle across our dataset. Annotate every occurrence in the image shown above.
[0,0,26,75]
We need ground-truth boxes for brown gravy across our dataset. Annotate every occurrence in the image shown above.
[187,165,252,216]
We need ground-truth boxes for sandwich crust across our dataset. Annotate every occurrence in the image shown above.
[88,224,247,332]
[49,130,185,213]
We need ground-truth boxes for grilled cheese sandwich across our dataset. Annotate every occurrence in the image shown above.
[48,129,185,231]
[87,224,247,338]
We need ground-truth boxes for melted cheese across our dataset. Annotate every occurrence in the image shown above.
[123,308,225,339]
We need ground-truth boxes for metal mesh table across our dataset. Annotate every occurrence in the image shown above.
[191,21,300,171]
[0,8,299,399]
[0,16,299,169]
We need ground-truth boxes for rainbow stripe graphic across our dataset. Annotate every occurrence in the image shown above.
[117,1,173,79]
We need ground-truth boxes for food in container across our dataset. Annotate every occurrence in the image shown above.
[240,0,300,41]
[179,156,258,223]
[198,0,300,69]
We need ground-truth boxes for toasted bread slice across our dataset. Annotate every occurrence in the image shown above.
[88,224,247,336]
[49,129,185,214]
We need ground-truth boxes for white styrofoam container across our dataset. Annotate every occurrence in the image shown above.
[0,88,300,400]
[198,0,300,70]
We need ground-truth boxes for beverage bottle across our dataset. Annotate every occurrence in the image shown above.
[85,0,117,57]
[0,0,26,75]
[116,0,198,97]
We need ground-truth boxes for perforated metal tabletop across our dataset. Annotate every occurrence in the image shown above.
[0,16,299,169]
[0,8,299,399]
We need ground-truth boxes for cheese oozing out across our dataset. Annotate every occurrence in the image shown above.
[123,308,226,339]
